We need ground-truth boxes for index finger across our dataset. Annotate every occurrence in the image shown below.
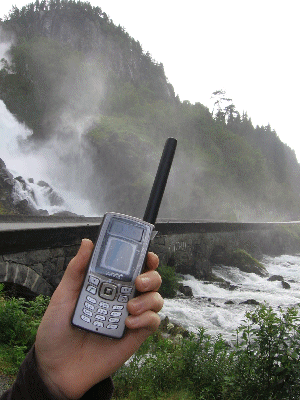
[146,252,159,270]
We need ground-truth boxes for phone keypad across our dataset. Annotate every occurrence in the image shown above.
[95,314,105,321]
[93,321,104,327]
[97,308,108,315]
[81,315,91,323]
[107,324,118,330]
[113,305,124,310]
[109,317,120,323]
[111,311,121,317]
[117,295,128,303]
[84,302,95,311]
[78,275,133,333]
[89,276,100,286]
[86,285,97,295]
[99,302,109,309]
[83,308,93,317]
[86,296,97,304]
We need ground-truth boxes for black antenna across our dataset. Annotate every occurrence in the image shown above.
[143,138,177,225]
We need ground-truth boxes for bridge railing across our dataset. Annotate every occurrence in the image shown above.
[1,215,299,254]
[1,216,300,298]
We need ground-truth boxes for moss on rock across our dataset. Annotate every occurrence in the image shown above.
[230,249,268,277]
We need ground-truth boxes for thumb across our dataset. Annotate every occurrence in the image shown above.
[54,239,94,300]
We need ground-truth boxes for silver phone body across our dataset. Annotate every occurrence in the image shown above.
[71,212,154,339]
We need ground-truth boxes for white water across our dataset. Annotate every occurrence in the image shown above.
[161,254,300,342]
[0,100,98,215]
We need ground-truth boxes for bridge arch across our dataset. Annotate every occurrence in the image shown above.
[0,263,53,297]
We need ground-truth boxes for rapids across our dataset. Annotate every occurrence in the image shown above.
[161,254,300,342]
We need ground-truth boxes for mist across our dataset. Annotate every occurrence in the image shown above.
[0,33,109,215]
[0,18,298,222]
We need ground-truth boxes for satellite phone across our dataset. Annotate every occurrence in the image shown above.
[72,138,177,339]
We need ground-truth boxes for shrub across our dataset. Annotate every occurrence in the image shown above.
[157,264,180,298]
[231,304,300,399]
[0,284,50,371]
[113,305,300,400]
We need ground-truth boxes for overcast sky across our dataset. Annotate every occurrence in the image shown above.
[1,0,300,159]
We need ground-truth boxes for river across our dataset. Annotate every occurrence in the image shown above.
[161,254,300,341]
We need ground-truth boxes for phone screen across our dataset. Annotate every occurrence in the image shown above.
[103,237,135,274]
[94,218,144,281]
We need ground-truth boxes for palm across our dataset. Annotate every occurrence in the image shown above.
[35,240,161,399]
[37,296,147,396]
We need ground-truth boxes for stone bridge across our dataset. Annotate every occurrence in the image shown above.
[1,215,300,298]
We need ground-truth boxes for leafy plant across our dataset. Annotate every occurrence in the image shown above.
[157,264,180,298]
[113,305,300,400]
[0,285,50,372]
[234,304,300,399]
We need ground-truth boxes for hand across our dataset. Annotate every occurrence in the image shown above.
[35,239,163,399]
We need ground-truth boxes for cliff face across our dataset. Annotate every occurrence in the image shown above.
[1,2,175,103]
[1,1,300,222]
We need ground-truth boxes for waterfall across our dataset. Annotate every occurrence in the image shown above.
[0,100,99,216]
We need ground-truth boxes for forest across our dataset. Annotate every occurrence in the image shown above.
[1,0,300,221]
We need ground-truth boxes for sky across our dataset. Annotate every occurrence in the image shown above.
[1,0,300,159]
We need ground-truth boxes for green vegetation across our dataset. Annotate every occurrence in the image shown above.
[113,304,300,400]
[1,284,300,399]
[0,284,50,374]
[230,249,268,277]
[157,264,180,299]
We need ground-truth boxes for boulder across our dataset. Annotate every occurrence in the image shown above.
[178,283,193,297]
[281,281,290,289]
[37,181,65,206]
[240,299,260,305]
[268,275,284,282]
[230,249,268,277]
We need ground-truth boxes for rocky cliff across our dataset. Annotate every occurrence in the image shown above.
[1,1,175,116]
[1,1,300,222]
[0,157,66,215]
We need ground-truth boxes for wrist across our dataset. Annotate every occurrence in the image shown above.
[35,353,70,400]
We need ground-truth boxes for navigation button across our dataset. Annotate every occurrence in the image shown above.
[121,286,133,295]
[89,276,100,286]
[100,282,117,300]
[86,285,96,295]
